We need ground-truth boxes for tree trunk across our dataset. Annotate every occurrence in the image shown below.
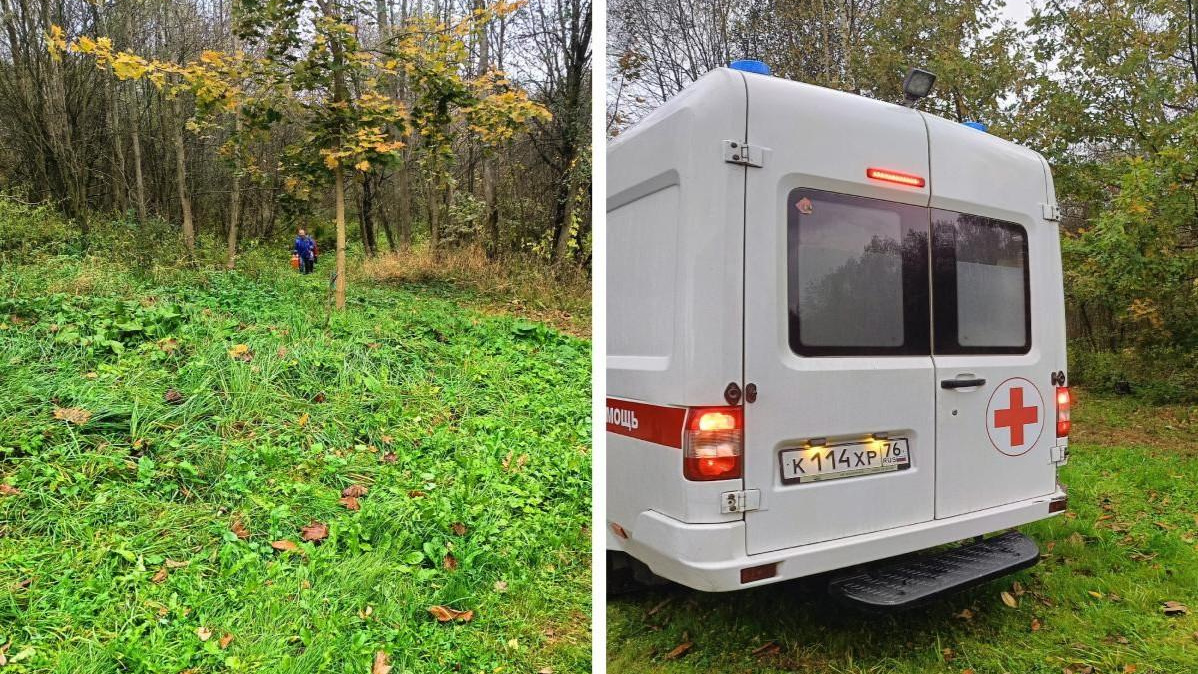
[226,32,242,269]
[397,153,413,247]
[335,166,347,308]
[109,79,127,213]
[360,175,378,257]
[130,115,147,223]
[226,157,241,269]
[552,161,580,263]
[172,97,196,255]
[428,177,440,250]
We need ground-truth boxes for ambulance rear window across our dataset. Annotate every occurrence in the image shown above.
[932,211,1031,354]
[787,189,930,356]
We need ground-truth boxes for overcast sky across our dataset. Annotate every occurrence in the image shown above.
[998,0,1035,28]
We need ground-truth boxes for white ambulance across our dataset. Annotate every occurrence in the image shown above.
[606,62,1071,607]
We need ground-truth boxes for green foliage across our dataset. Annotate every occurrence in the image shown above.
[0,200,75,259]
[1061,113,1198,353]
[0,248,591,672]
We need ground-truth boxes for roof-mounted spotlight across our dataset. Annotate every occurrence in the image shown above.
[901,68,936,108]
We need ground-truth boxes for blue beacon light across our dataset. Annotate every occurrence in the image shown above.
[729,60,771,76]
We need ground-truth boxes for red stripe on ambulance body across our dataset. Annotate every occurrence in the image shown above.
[606,398,687,449]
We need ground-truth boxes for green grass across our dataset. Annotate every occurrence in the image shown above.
[608,390,1198,674]
[0,251,591,673]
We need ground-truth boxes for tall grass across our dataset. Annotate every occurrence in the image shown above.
[362,245,591,336]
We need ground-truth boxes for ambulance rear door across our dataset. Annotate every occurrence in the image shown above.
[924,116,1061,519]
[740,76,937,555]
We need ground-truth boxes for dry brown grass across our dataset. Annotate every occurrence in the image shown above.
[361,244,591,337]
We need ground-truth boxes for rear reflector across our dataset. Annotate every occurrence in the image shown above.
[866,167,926,188]
[1049,495,1067,513]
[740,563,777,584]
[683,406,743,481]
[1056,386,1071,438]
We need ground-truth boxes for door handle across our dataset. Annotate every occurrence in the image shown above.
[941,378,986,389]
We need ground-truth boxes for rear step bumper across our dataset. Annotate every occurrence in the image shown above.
[827,531,1039,610]
[615,487,1064,592]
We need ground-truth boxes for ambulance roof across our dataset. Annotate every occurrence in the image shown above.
[611,67,1048,172]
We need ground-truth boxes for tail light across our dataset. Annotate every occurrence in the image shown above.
[1055,386,1071,438]
[866,167,926,188]
[683,407,743,481]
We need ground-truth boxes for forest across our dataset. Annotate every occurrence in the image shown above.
[0,0,592,302]
[609,0,1198,400]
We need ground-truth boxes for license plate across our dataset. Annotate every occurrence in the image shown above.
[779,438,910,484]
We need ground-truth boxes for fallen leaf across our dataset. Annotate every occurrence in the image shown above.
[372,651,392,674]
[1124,665,1137,673]
[1064,665,1094,674]
[381,452,398,463]
[1031,618,1042,631]
[152,567,168,584]
[11,578,31,590]
[165,558,189,569]
[342,484,368,498]
[1068,532,1085,546]
[1163,600,1189,616]
[942,647,955,661]
[313,392,326,403]
[538,668,554,674]
[0,484,20,497]
[230,518,250,540]
[227,344,253,361]
[494,580,508,593]
[196,626,212,641]
[428,605,474,622]
[1155,521,1176,530]
[276,345,288,358]
[1001,591,1018,608]
[664,642,693,660]
[443,553,458,571]
[1012,580,1025,596]
[1088,591,1104,599]
[408,490,426,498]
[270,540,298,552]
[451,522,468,536]
[339,496,360,511]
[163,389,185,404]
[953,608,975,620]
[219,633,234,649]
[158,337,179,353]
[751,641,780,656]
[300,521,329,542]
[53,406,92,425]
[297,412,309,427]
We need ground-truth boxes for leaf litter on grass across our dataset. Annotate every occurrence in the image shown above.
[0,254,591,673]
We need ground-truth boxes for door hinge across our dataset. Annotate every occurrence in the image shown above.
[1050,444,1069,465]
[1041,203,1061,222]
[720,489,761,514]
[723,140,764,168]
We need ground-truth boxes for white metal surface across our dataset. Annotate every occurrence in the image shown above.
[622,488,1067,592]
[740,74,937,554]
[924,114,1064,518]
[606,69,750,537]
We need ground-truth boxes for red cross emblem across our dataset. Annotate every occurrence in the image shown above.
[993,386,1039,447]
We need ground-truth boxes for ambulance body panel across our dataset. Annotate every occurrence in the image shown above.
[607,69,747,531]
[607,67,1068,592]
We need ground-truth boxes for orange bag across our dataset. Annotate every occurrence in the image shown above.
[290,254,300,269]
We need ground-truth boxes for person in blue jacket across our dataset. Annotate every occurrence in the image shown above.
[294,228,315,274]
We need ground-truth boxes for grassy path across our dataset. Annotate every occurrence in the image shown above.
[0,255,591,673]
[608,391,1198,674]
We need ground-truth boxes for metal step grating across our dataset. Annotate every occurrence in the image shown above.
[827,531,1040,610]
